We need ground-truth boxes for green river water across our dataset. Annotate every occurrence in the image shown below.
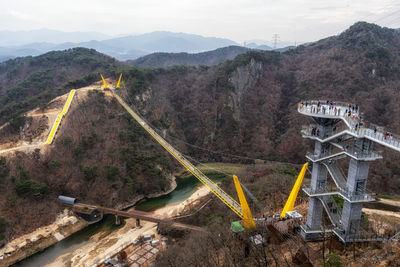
[12,173,226,267]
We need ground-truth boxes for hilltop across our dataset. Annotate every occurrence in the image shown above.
[0,47,123,124]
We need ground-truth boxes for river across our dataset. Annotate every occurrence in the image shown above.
[12,173,226,266]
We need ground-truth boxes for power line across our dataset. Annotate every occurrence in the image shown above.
[383,16,400,27]
[373,8,400,23]
[357,0,399,22]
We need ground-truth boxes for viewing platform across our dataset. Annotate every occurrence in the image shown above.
[298,100,360,128]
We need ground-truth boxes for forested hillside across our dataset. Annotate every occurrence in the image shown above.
[0,48,123,124]
[118,22,400,193]
[0,90,175,240]
[128,46,249,68]
[1,21,400,241]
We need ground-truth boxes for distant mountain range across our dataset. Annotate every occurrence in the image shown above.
[0,30,243,61]
[246,39,296,48]
[0,29,111,46]
[0,30,279,62]
[128,46,251,68]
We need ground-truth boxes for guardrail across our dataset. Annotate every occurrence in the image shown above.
[303,186,375,202]
[45,89,76,144]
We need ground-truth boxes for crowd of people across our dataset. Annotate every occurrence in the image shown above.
[384,132,394,140]
[299,100,360,118]
[299,100,399,146]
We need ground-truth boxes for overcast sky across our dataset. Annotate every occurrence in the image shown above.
[1,0,399,44]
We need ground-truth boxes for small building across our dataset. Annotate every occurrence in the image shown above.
[150,239,159,246]
[58,195,77,206]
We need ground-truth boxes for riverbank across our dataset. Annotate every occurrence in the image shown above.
[2,163,238,266]
[45,185,211,266]
[155,186,210,217]
[0,175,177,267]
[119,174,177,210]
[0,209,88,266]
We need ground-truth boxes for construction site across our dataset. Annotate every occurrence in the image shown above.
[1,74,400,267]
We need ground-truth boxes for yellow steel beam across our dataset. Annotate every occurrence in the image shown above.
[61,89,76,115]
[45,89,75,144]
[45,113,63,144]
[116,74,122,88]
[100,74,108,89]
[110,88,244,218]
[280,162,309,218]
[233,175,256,229]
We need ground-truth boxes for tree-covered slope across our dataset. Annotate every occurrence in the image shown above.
[0,47,123,124]
[128,46,249,68]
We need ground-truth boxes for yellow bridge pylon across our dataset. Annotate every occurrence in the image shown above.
[233,175,256,229]
[100,74,108,89]
[116,74,122,88]
[280,162,309,219]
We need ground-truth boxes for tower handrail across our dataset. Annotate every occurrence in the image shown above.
[303,186,375,202]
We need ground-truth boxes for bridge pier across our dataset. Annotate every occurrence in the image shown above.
[136,218,141,227]
[115,215,121,226]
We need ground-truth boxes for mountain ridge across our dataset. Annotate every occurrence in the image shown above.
[128,46,250,67]
[0,31,239,61]
[0,29,111,46]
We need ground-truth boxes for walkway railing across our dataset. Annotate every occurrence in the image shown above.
[298,103,360,128]
[303,186,375,202]
[299,102,400,153]
[302,126,400,153]
[306,144,382,162]
[333,228,394,243]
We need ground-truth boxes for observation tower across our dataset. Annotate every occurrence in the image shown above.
[298,100,400,243]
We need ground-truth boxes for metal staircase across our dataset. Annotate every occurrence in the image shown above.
[323,161,347,191]
[319,196,341,227]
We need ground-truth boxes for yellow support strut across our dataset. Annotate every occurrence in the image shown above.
[280,162,309,219]
[116,74,122,88]
[100,74,108,89]
[233,175,256,229]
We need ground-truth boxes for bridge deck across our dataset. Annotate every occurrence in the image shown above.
[73,203,204,232]
[111,89,243,218]
[45,89,76,144]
